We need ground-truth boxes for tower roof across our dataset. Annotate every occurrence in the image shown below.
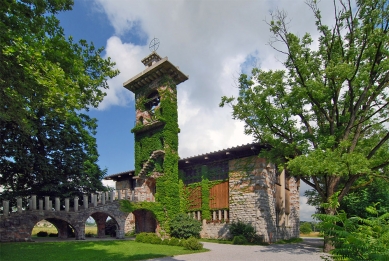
[123,53,188,93]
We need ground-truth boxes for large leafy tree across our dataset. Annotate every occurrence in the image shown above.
[220,0,388,252]
[0,0,119,201]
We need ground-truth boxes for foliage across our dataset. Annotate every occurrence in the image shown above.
[135,232,162,244]
[340,178,389,219]
[182,237,203,250]
[232,235,248,245]
[36,231,48,237]
[220,0,389,251]
[168,237,182,246]
[0,0,119,201]
[300,222,313,234]
[0,240,205,261]
[105,219,117,237]
[169,213,202,239]
[229,220,256,241]
[315,203,389,260]
[125,77,180,232]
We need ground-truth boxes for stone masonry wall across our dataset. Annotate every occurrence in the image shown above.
[228,156,299,243]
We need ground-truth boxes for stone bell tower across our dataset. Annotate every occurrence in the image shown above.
[123,51,188,211]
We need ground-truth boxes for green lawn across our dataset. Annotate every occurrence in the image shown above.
[0,240,207,261]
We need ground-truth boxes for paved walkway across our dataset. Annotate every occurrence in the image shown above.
[148,238,328,261]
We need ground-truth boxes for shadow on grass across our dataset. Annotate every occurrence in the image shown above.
[0,240,194,261]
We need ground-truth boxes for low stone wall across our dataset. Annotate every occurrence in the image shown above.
[200,220,230,239]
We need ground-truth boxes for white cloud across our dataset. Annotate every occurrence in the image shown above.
[92,0,336,217]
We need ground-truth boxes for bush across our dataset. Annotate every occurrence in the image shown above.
[300,222,312,234]
[182,237,203,250]
[135,232,161,244]
[161,238,170,245]
[36,231,48,237]
[85,232,94,238]
[168,237,181,246]
[169,213,202,239]
[105,219,117,237]
[48,233,58,237]
[232,235,248,245]
[229,220,256,242]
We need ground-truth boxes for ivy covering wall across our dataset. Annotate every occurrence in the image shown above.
[121,76,180,232]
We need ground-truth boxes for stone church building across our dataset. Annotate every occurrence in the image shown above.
[104,51,300,242]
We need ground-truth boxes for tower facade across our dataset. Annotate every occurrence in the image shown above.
[123,52,188,220]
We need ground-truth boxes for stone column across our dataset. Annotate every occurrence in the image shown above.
[197,211,201,221]
[118,190,122,200]
[55,197,60,211]
[29,197,33,210]
[101,193,106,205]
[91,193,95,207]
[31,195,37,210]
[131,190,135,201]
[224,209,228,220]
[45,196,50,211]
[39,199,43,211]
[83,194,88,209]
[65,198,69,212]
[74,197,79,212]
[110,191,115,202]
[218,210,222,220]
[125,189,128,200]
[17,197,22,213]
[213,210,216,221]
[3,200,9,217]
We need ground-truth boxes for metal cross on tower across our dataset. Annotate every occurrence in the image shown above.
[149,38,160,52]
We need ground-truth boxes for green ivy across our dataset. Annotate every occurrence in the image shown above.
[122,76,181,232]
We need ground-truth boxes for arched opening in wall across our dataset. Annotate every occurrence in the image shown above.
[32,218,76,239]
[88,212,119,238]
[145,91,160,114]
[85,216,97,237]
[132,209,157,233]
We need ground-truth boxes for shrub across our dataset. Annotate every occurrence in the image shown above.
[182,237,203,250]
[232,235,248,245]
[169,213,202,239]
[161,238,170,245]
[36,231,48,237]
[85,232,94,238]
[48,233,58,237]
[168,237,181,246]
[229,220,256,242]
[300,222,312,234]
[135,232,161,244]
[105,219,117,237]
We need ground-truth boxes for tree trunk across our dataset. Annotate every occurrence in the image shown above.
[323,207,336,253]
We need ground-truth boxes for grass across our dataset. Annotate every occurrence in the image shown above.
[32,226,97,237]
[0,240,207,261]
[300,232,322,237]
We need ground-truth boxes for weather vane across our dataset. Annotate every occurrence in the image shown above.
[149,37,160,52]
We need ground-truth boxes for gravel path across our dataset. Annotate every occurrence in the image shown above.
[148,238,328,261]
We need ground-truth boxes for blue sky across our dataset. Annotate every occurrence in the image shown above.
[55,0,337,221]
